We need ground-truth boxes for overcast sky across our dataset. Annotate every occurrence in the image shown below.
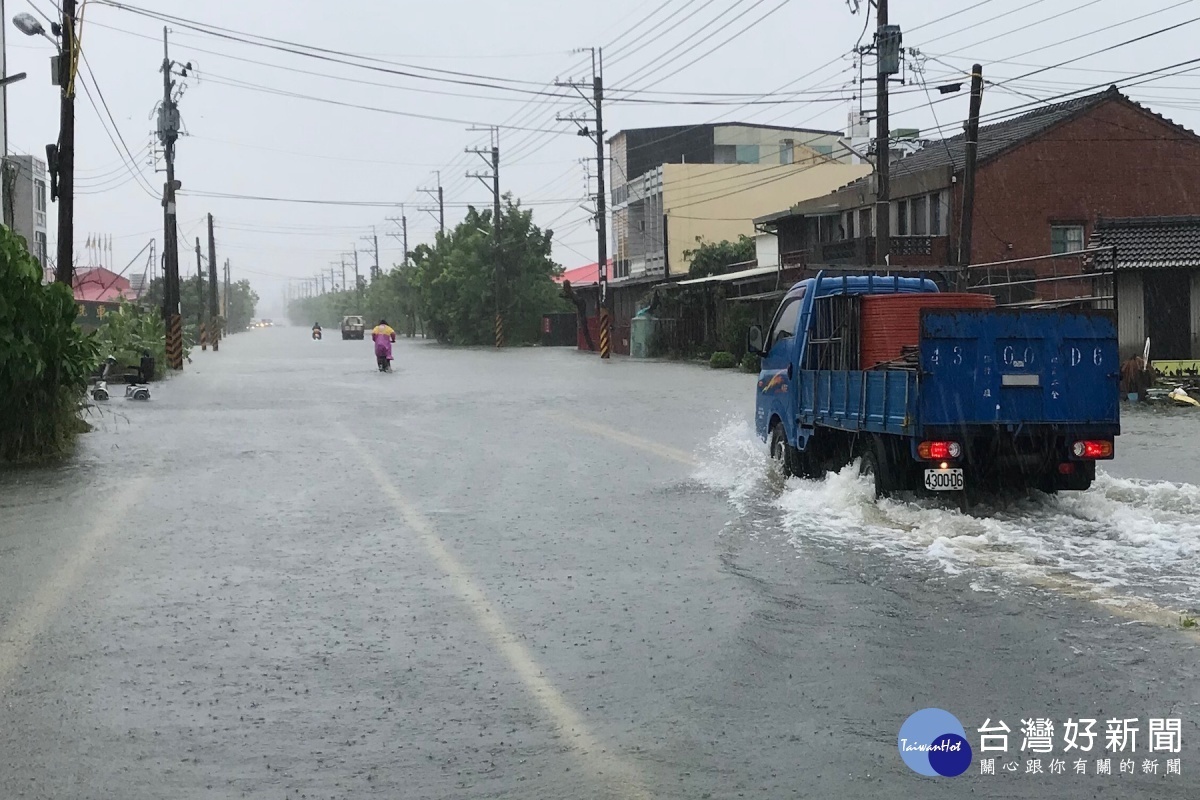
[6,0,1200,316]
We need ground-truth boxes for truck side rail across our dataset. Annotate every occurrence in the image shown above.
[797,369,918,436]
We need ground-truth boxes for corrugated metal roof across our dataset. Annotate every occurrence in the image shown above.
[1090,216,1200,270]
[674,265,778,286]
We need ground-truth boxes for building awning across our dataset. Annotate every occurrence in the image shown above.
[726,289,787,302]
[673,265,778,286]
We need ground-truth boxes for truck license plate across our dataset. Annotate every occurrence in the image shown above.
[924,468,964,491]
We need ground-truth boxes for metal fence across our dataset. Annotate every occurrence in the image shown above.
[963,247,1115,309]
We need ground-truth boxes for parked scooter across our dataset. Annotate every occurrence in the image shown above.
[91,355,153,402]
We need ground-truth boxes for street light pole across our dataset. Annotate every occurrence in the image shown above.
[12,8,74,284]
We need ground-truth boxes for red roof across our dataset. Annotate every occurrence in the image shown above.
[557,259,612,285]
[74,267,134,302]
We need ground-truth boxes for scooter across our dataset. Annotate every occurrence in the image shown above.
[377,353,391,373]
[312,327,323,340]
[91,356,152,401]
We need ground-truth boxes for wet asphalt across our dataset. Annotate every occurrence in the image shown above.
[2,327,1199,799]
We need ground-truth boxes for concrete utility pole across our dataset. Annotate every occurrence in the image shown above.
[557,48,610,358]
[341,257,346,291]
[50,0,77,285]
[419,171,445,235]
[466,127,503,347]
[873,0,892,268]
[223,258,230,319]
[207,213,219,350]
[352,247,362,314]
[159,27,184,369]
[386,209,410,267]
[958,63,985,270]
[194,237,205,349]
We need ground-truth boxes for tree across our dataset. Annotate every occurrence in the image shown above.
[0,225,97,462]
[684,235,756,279]
[287,196,569,345]
[225,280,259,332]
[141,276,258,333]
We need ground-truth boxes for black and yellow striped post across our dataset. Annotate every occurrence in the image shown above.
[599,306,611,359]
[495,312,505,348]
[166,314,184,370]
[200,322,208,351]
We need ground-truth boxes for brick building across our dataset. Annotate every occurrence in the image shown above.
[754,88,1200,288]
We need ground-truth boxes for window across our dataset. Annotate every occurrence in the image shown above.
[1050,224,1085,254]
[33,231,47,265]
[813,144,834,158]
[911,195,928,236]
[845,210,855,240]
[930,193,942,235]
[735,144,760,164]
[859,207,873,237]
[768,296,803,351]
[779,139,794,165]
[35,179,46,212]
[714,145,737,164]
[896,199,909,235]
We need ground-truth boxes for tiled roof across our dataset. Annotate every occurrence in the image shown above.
[1090,216,1200,271]
[891,87,1120,178]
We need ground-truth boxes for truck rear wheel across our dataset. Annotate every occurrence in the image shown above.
[858,437,898,498]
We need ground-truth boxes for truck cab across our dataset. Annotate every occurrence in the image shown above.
[341,315,365,340]
[749,274,1119,495]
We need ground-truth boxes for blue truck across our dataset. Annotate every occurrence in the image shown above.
[747,273,1120,496]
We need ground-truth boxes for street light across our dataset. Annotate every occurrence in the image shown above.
[13,6,76,287]
[12,12,55,45]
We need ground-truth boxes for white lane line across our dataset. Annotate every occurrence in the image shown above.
[345,433,652,800]
[0,476,151,689]
[545,412,698,467]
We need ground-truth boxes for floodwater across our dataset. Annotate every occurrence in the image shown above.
[2,328,1199,799]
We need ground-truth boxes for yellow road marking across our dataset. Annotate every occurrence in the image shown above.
[0,476,150,689]
[345,433,652,800]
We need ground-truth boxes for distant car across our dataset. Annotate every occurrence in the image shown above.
[341,315,365,340]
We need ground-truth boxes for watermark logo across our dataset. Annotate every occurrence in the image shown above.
[899,708,973,777]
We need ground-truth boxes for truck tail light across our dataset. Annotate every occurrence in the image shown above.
[1072,440,1113,459]
[918,441,962,460]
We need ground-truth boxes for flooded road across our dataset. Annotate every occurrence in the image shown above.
[3,328,1200,798]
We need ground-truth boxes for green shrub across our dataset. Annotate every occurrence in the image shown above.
[740,353,761,373]
[710,351,736,369]
[0,227,99,462]
[93,299,173,379]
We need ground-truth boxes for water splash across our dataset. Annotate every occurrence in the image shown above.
[695,420,1200,608]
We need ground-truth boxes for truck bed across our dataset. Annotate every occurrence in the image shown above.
[794,308,1119,438]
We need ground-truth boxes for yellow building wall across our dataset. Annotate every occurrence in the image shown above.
[662,162,872,276]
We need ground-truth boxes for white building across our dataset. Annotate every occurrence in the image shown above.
[6,154,49,268]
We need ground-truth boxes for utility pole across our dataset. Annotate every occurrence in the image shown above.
[418,172,445,235]
[50,0,77,286]
[386,208,410,267]
[223,258,230,319]
[467,127,503,347]
[557,48,610,358]
[352,247,362,314]
[873,0,901,268]
[330,265,337,292]
[207,213,219,351]
[159,27,184,369]
[958,63,985,272]
[341,256,346,292]
[194,237,205,349]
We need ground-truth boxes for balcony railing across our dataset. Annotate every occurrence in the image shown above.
[814,235,950,266]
